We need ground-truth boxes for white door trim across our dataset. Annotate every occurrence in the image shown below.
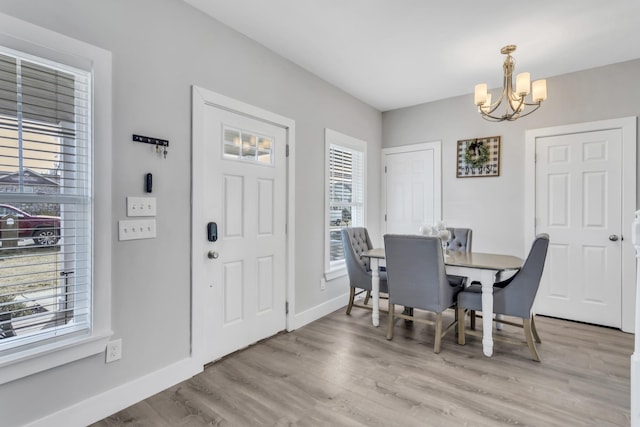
[191,86,296,366]
[524,117,636,332]
[381,141,442,235]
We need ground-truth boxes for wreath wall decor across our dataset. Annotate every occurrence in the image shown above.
[456,136,501,177]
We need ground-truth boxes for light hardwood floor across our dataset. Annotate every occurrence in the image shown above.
[92,308,632,426]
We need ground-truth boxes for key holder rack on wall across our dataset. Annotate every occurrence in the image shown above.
[133,134,169,159]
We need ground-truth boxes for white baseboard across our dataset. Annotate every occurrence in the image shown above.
[632,352,640,427]
[25,357,202,427]
[288,292,348,330]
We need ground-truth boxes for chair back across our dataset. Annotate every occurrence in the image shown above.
[384,234,458,313]
[495,233,550,318]
[446,227,472,252]
[341,227,374,290]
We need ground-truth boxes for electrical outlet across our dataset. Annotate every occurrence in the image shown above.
[106,339,122,363]
[118,219,157,241]
[320,277,326,291]
[127,196,157,217]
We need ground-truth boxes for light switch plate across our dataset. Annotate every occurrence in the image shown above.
[127,196,157,217]
[118,219,157,241]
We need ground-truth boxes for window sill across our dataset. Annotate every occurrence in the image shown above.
[0,330,111,385]
[324,267,347,282]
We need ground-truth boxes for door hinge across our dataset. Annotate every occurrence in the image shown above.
[286,144,290,157]
[384,214,387,222]
[285,301,289,314]
[385,166,387,173]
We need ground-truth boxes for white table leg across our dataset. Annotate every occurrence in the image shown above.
[370,257,380,327]
[479,269,498,357]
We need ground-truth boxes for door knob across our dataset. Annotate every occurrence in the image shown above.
[609,234,619,241]
[207,251,219,259]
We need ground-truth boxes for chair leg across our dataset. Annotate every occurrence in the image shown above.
[434,312,443,353]
[402,307,414,325]
[470,310,476,330]
[531,315,541,343]
[457,307,466,345]
[364,290,371,305]
[454,307,458,338]
[346,287,355,315]
[523,318,541,362]
[386,303,395,340]
[402,307,414,316]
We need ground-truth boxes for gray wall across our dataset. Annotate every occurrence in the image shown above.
[0,1,381,425]
[383,58,640,256]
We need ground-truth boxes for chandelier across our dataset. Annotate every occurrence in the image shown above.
[474,45,547,122]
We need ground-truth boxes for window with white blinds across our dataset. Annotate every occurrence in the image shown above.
[0,46,92,355]
[325,129,366,276]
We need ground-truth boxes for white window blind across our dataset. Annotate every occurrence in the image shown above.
[0,47,92,355]
[327,140,365,270]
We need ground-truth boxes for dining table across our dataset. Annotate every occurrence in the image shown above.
[362,247,523,357]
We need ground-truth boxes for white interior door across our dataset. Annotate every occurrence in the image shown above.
[382,142,441,236]
[534,129,622,327]
[194,97,287,363]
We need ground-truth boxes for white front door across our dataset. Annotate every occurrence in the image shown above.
[534,129,622,327]
[382,142,441,235]
[192,89,288,363]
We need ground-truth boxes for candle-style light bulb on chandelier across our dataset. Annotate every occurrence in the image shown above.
[474,45,547,122]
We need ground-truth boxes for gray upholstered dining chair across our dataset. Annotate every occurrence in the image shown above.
[384,234,464,353]
[403,227,472,318]
[456,234,550,361]
[403,227,476,318]
[444,227,472,286]
[341,227,388,315]
[446,227,472,253]
[444,227,475,324]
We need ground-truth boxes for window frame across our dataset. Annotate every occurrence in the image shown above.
[0,12,112,385]
[324,128,367,280]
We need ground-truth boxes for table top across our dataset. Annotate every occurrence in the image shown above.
[362,248,523,271]
[444,251,523,270]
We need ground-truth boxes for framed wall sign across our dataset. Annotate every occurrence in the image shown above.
[456,136,501,178]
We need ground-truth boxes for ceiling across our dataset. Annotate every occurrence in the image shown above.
[183,0,640,112]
